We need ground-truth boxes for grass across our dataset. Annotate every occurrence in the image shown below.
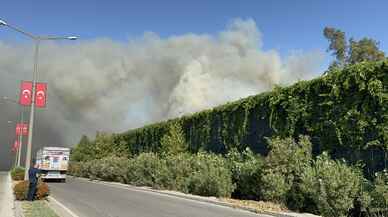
[21,200,59,217]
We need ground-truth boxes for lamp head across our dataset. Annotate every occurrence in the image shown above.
[67,36,78,40]
[0,19,7,26]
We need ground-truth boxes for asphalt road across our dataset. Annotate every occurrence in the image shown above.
[49,177,271,217]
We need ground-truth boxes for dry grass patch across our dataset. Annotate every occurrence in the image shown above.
[220,198,288,213]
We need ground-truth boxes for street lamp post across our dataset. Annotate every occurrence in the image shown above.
[0,19,78,180]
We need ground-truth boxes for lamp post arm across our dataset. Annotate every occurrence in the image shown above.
[4,23,37,40]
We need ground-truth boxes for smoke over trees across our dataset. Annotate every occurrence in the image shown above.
[0,19,323,170]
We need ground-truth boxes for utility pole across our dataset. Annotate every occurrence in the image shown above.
[0,19,78,180]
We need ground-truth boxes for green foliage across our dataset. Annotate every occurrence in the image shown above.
[323,27,385,68]
[370,170,388,209]
[126,153,170,188]
[160,122,188,155]
[260,136,312,204]
[185,152,235,197]
[299,153,363,217]
[265,135,312,179]
[11,167,25,181]
[324,27,347,66]
[226,148,264,199]
[260,169,291,203]
[72,61,388,177]
[70,135,93,162]
[70,152,235,198]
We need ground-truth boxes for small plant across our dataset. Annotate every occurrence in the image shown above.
[13,180,50,200]
[14,181,28,200]
[11,167,25,181]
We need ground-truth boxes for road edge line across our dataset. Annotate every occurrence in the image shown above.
[48,196,80,217]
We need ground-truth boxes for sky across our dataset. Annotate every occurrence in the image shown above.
[1,0,388,63]
[1,1,388,170]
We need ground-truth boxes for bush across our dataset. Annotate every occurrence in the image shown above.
[185,152,235,198]
[13,181,28,200]
[11,167,25,181]
[260,169,291,203]
[227,148,264,199]
[127,153,171,189]
[13,180,49,200]
[87,156,129,183]
[260,136,312,204]
[299,152,362,217]
[370,170,388,209]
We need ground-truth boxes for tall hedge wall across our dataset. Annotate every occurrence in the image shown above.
[109,61,387,175]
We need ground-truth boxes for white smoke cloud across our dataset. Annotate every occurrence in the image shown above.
[0,18,324,169]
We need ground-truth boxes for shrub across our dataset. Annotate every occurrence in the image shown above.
[11,167,25,181]
[87,156,129,183]
[260,136,312,205]
[164,153,194,192]
[260,169,291,203]
[14,181,28,200]
[299,152,362,217]
[13,180,49,200]
[226,148,264,199]
[127,153,171,189]
[185,152,235,197]
[36,182,50,199]
[370,170,388,209]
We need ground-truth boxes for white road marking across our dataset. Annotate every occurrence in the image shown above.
[49,196,81,217]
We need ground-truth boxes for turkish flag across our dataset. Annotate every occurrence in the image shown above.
[35,83,47,108]
[16,124,21,136]
[12,140,20,152]
[16,123,28,136]
[19,81,33,106]
[21,123,28,136]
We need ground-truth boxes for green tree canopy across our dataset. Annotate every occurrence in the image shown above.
[324,27,385,69]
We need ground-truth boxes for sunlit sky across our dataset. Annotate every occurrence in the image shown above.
[1,0,388,71]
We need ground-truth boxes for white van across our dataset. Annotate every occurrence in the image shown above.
[36,147,70,182]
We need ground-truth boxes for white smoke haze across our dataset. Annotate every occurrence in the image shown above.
[0,19,324,169]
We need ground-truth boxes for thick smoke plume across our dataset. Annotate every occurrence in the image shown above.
[0,19,323,169]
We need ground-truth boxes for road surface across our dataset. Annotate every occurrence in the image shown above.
[49,177,272,217]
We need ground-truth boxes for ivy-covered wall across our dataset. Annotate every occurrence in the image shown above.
[111,61,387,175]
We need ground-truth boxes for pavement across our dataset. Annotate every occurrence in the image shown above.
[48,177,275,217]
[0,171,15,217]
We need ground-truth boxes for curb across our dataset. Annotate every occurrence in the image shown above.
[14,201,25,217]
[68,176,299,217]
[8,172,23,217]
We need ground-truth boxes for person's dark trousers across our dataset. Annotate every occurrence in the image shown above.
[27,181,37,201]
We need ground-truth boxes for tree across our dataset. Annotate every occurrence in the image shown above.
[160,122,188,155]
[323,27,385,68]
[324,27,347,67]
[70,135,94,162]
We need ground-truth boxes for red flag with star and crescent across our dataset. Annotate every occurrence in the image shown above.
[35,82,47,108]
[19,81,33,106]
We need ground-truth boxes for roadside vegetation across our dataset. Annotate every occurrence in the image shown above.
[10,167,25,181]
[69,29,388,217]
[22,200,59,217]
[10,167,50,201]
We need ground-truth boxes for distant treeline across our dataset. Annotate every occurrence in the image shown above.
[76,61,388,176]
